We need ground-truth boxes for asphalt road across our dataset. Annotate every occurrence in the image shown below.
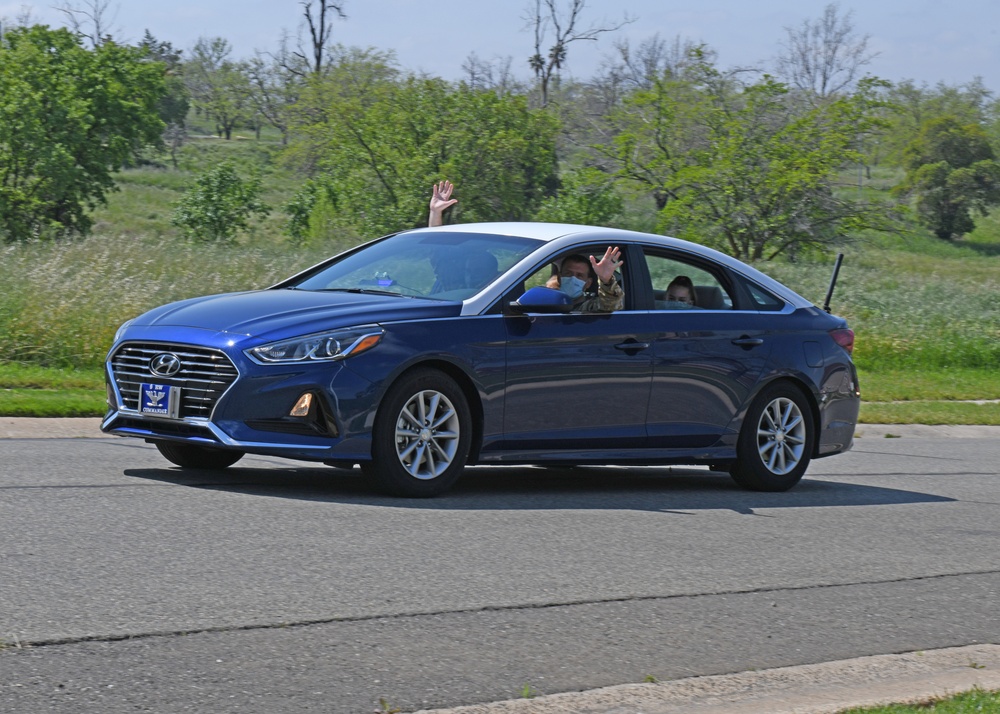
[1,423,999,713]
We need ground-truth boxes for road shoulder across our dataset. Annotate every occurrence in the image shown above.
[414,645,1000,714]
[0,417,111,439]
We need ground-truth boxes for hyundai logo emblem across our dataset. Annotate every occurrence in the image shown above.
[149,352,182,377]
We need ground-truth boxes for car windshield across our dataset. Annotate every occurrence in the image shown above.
[290,231,541,300]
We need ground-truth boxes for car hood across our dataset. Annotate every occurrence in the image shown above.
[131,289,463,340]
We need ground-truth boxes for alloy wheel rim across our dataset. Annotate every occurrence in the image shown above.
[755,396,806,475]
[393,389,461,480]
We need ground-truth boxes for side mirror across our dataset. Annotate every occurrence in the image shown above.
[508,286,574,314]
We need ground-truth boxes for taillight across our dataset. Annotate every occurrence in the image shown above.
[830,328,854,355]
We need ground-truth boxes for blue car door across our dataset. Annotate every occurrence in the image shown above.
[646,310,772,447]
[501,310,654,451]
[639,250,773,448]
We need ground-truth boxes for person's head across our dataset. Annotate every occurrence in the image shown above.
[556,253,596,298]
[428,247,464,291]
[666,275,696,306]
[463,250,498,289]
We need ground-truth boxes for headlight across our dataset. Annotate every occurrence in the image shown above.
[113,319,134,343]
[246,325,384,364]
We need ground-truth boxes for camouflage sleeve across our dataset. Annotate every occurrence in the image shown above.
[576,277,624,313]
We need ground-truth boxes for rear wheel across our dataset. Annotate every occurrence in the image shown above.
[362,368,472,497]
[730,382,815,492]
[155,442,244,470]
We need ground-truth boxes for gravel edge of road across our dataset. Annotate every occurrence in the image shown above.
[411,645,1000,714]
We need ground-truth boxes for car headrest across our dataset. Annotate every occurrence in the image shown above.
[695,286,724,309]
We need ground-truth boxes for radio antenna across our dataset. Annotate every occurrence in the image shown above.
[823,253,844,314]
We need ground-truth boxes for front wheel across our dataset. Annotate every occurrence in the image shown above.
[362,368,473,497]
[730,382,815,492]
[155,442,244,470]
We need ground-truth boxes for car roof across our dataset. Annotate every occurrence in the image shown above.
[413,222,813,310]
[409,221,642,243]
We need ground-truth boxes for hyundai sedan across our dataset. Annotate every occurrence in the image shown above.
[102,223,860,497]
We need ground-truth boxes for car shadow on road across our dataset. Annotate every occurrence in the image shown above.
[122,463,955,514]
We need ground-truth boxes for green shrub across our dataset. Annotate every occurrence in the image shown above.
[171,162,270,242]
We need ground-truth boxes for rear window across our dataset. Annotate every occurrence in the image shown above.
[745,282,786,311]
[644,251,733,310]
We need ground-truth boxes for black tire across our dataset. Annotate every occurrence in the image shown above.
[155,442,244,470]
[362,368,472,497]
[730,382,815,492]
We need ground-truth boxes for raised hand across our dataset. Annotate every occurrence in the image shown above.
[591,246,623,284]
[428,180,458,226]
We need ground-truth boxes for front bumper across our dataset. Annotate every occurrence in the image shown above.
[103,341,378,463]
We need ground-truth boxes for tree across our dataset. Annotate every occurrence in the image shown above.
[245,43,304,144]
[185,37,251,139]
[603,56,899,260]
[137,30,190,166]
[987,95,1000,154]
[0,25,166,241]
[601,34,715,93]
[897,116,1000,240]
[137,31,188,127]
[533,167,623,224]
[879,79,994,166]
[524,0,632,107]
[666,76,899,260]
[435,86,560,224]
[461,53,522,96]
[599,54,728,212]
[55,0,119,48]
[295,0,347,75]
[0,7,38,30]
[171,162,270,242]
[284,70,559,237]
[584,38,720,167]
[775,2,876,101]
[283,44,401,175]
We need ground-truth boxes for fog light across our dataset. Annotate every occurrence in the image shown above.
[106,383,115,408]
[290,392,314,417]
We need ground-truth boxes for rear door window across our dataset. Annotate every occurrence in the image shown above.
[643,252,732,310]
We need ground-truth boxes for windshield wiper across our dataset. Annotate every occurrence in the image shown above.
[314,287,408,297]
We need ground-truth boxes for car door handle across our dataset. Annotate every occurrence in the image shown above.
[732,337,764,348]
[615,341,650,352]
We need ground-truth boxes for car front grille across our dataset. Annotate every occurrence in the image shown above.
[110,343,238,418]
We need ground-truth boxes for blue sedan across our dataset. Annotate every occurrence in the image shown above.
[102,223,860,497]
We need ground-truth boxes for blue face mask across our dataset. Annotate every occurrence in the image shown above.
[559,275,585,299]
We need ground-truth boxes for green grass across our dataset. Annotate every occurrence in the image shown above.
[857,368,1000,402]
[860,400,1000,425]
[0,365,105,417]
[0,388,107,417]
[836,687,1000,713]
[0,363,103,389]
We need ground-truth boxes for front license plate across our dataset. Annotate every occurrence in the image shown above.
[140,383,181,418]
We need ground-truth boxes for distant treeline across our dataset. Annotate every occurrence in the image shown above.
[2,1,999,255]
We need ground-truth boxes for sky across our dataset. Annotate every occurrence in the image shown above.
[4,0,999,91]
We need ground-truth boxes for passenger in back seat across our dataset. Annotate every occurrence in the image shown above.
[663,275,697,309]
